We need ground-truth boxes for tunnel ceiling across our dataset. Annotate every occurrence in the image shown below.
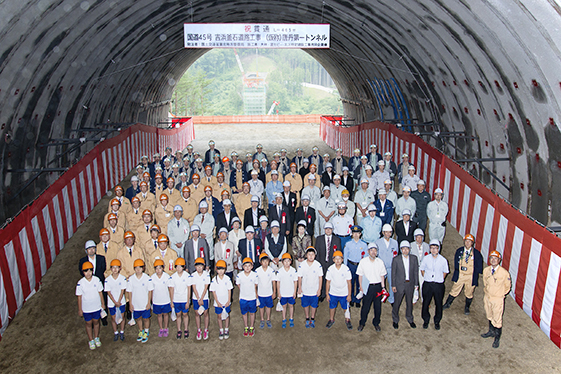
[1,0,561,226]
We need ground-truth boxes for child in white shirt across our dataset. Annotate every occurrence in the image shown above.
[256,253,276,329]
[151,259,172,338]
[126,259,153,343]
[169,257,191,339]
[297,247,323,328]
[275,253,298,328]
[325,251,353,330]
[104,259,127,341]
[191,257,211,341]
[76,261,105,350]
[236,257,259,337]
[210,260,234,340]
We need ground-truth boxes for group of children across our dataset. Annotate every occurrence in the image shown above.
[76,246,353,349]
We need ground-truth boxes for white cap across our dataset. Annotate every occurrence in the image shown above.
[417,180,425,185]
[342,166,349,171]
[274,192,283,199]
[199,201,208,209]
[283,181,291,187]
[384,179,392,185]
[378,188,387,195]
[368,204,377,212]
[251,195,260,202]
[382,224,393,232]
[402,153,408,158]
[322,186,331,191]
[191,224,200,232]
[251,170,258,175]
[403,186,411,192]
[222,199,232,205]
[402,209,411,216]
[271,170,278,175]
[400,240,411,248]
[323,222,333,230]
[365,165,373,170]
[434,188,443,194]
[245,226,255,233]
[303,158,310,163]
[131,176,139,182]
[360,178,369,184]
[308,174,316,180]
[384,152,392,156]
[377,160,385,166]
[173,205,183,212]
[408,165,415,171]
[367,242,378,250]
[429,239,440,247]
[325,162,333,168]
[414,228,424,237]
[270,220,280,228]
[85,240,96,250]
[333,174,341,180]
[259,215,268,223]
[360,155,368,160]
[297,220,307,226]
[218,227,228,235]
[370,144,377,149]
[337,202,347,209]
[301,194,310,201]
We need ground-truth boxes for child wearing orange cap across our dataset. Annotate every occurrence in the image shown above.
[210,260,233,340]
[104,259,127,341]
[126,259,154,343]
[76,261,106,350]
[169,258,191,339]
[236,257,259,337]
[274,253,298,328]
[191,257,211,341]
[151,259,172,338]
[325,251,353,330]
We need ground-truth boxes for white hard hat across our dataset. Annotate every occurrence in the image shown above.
[434,188,443,194]
[400,240,411,248]
[414,228,424,237]
[429,239,440,247]
[85,240,96,250]
[382,224,393,232]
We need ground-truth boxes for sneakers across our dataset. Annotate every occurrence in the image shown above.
[248,327,254,337]
[158,329,164,338]
[141,330,149,343]
[305,320,310,328]
[203,329,209,340]
[310,320,315,328]
[196,329,202,340]
[326,320,335,329]
[137,331,143,342]
[259,320,265,329]
[224,329,230,340]
[282,319,287,329]
[120,332,125,341]
[113,332,119,341]
[219,330,224,340]
[243,327,249,337]
[177,331,182,339]
[163,328,169,338]
[88,340,96,350]
[94,337,101,347]
[184,330,189,339]
[266,320,272,329]
[289,319,294,328]
[345,320,353,330]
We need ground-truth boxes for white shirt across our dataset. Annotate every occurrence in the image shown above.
[420,254,449,283]
[169,271,191,303]
[104,274,127,308]
[236,271,258,300]
[326,264,352,297]
[151,273,172,305]
[356,257,387,284]
[255,266,275,297]
[190,270,211,300]
[275,266,298,298]
[297,260,323,296]
[402,255,410,281]
[76,276,103,313]
[126,273,154,311]
[210,275,234,306]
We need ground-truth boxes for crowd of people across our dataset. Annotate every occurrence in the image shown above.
[76,141,511,351]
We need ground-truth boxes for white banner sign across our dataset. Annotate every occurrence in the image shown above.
[184,23,330,49]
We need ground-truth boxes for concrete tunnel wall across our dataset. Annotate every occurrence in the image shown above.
[0,0,560,227]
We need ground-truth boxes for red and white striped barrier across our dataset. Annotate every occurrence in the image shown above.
[321,117,561,347]
[0,119,194,339]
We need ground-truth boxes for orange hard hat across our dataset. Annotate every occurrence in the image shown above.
[99,228,110,236]
[236,159,243,164]
[192,173,200,180]
[167,177,175,184]
[110,259,121,267]
[175,258,186,266]
[115,186,124,192]
[194,257,205,266]
[182,186,191,193]
[290,162,297,168]
[222,157,230,163]
[489,250,502,260]
[124,231,135,239]
[204,185,212,192]
[108,213,117,221]
[215,260,227,268]
[155,173,163,179]
[142,172,150,178]
[333,250,344,258]
[243,182,250,188]
[140,181,148,188]
[217,172,224,178]
[221,190,229,196]
[205,165,212,171]
[142,209,152,216]
[82,262,94,271]
[259,252,269,261]
[150,224,161,232]
[157,234,168,243]
[153,259,165,267]
[281,253,292,261]
[242,257,253,264]
[133,259,145,268]
[464,234,475,242]
[160,193,169,201]
[131,196,140,204]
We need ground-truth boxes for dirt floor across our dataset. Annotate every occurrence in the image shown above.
[0,123,559,373]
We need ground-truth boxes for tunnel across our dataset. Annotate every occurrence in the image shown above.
[1,0,560,228]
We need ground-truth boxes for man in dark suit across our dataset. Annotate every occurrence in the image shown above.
[79,240,107,325]
[375,190,395,226]
[394,209,418,245]
[391,241,419,329]
[183,225,210,273]
[315,222,342,301]
[269,194,292,237]
[204,140,220,165]
[215,199,239,232]
[331,148,347,176]
[244,196,266,230]
[236,226,263,270]
[230,160,247,194]
[294,195,316,237]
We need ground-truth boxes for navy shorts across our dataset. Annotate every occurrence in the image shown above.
[280,297,295,306]
[193,299,209,311]
[83,310,101,322]
[239,299,257,315]
[329,295,348,310]
[301,295,319,308]
[214,305,231,315]
[258,296,274,308]
[174,302,189,314]
[109,305,126,316]
[153,303,172,315]
[133,309,151,320]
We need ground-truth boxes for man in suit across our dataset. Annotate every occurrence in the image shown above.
[269,193,292,237]
[294,195,316,238]
[244,195,266,230]
[215,199,238,232]
[230,159,247,194]
[204,140,220,165]
[281,180,298,235]
[375,189,395,226]
[331,148,347,176]
[183,224,210,273]
[167,205,191,258]
[391,241,419,329]
[79,240,107,325]
[315,222,342,301]
[394,209,418,245]
[236,226,263,270]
